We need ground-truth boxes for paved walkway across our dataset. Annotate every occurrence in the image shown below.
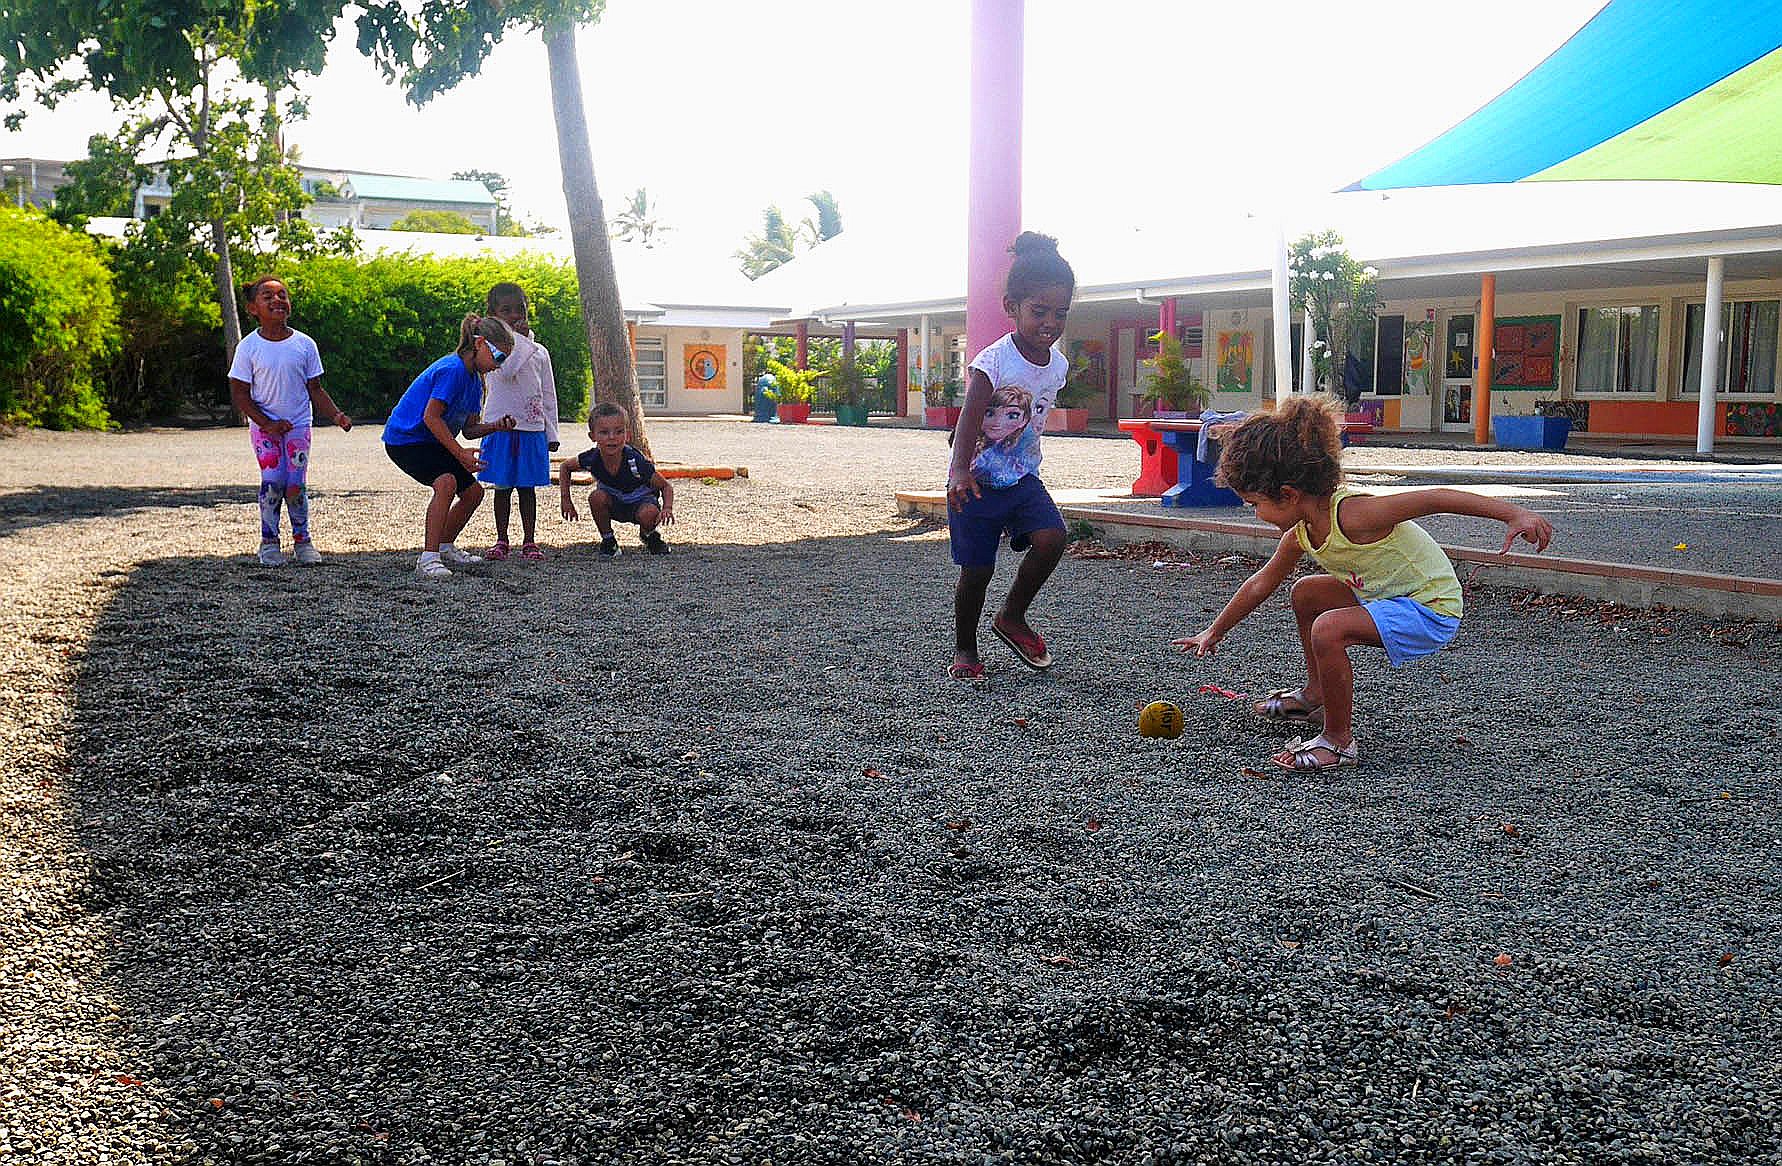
[897,469,1782,620]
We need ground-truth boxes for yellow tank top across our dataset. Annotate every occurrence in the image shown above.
[1294,487,1463,618]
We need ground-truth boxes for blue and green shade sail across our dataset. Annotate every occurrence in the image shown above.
[1351,0,1782,190]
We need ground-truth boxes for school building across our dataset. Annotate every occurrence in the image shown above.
[751,181,1782,443]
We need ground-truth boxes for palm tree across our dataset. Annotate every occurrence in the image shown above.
[799,189,842,248]
[735,205,800,280]
[611,187,670,248]
[543,20,651,453]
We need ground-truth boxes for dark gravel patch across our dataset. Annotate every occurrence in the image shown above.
[6,524,1778,1165]
[2,425,1778,1164]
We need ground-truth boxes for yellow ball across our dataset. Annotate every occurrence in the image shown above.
[1137,700,1184,739]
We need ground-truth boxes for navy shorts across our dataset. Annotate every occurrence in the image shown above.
[386,440,476,495]
[947,474,1064,568]
[594,490,661,524]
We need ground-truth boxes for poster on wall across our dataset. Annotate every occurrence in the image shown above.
[683,344,727,391]
[1489,315,1559,390]
[1216,331,1253,393]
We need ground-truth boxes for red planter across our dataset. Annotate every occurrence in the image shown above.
[777,403,812,424]
[1044,407,1088,433]
[924,405,962,429]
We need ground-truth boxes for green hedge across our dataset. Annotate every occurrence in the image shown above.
[0,209,120,429]
[277,252,592,423]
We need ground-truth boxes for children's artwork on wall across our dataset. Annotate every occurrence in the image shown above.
[1724,400,1779,437]
[1403,319,1434,395]
[684,344,727,390]
[1216,331,1253,393]
[1352,399,1385,426]
[1490,315,1560,390]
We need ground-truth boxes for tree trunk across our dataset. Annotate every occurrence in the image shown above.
[196,47,243,403]
[543,21,650,457]
[213,218,242,362]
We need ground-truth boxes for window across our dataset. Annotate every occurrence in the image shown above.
[1575,305,1659,394]
[1683,300,1777,396]
[634,337,666,407]
[1350,315,1405,396]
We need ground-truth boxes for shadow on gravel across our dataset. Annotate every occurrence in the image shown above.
[0,486,255,537]
[64,533,1781,1163]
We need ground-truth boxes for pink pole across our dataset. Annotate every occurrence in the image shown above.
[1160,298,1177,341]
[966,0,1023,363]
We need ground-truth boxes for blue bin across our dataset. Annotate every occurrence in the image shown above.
[1493,415,1571,450]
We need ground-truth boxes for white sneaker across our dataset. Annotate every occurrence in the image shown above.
[414,556,453,581]
[292,541,323,566]
[257,541,288,566]
[439,544,484,567]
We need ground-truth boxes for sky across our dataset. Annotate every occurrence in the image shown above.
[1,0,1611,278]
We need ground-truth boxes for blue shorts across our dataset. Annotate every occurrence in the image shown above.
[477,429,552,489]
[1364,597,1461,667]
[947,474,1064,568]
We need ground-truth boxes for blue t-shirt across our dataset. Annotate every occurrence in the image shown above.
[577,444,658,504]
[383,354,483,447]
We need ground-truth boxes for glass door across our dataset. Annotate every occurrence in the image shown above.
[1441,313,1474,432]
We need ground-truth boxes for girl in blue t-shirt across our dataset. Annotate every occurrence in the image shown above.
[383,314,517,580]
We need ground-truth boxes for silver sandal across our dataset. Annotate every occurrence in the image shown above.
[1275,732,1359,772]
[1254,687,1324,725]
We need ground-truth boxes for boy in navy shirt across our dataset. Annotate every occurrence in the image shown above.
[559,402,675,557]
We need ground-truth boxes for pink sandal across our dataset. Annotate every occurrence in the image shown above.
[485,540,511,562]
[992,615,1053,671]
[521,542,545,561]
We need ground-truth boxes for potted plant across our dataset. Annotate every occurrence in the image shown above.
[1494,399,1574,450]
[764,359,819,424]
[923,373,962,429]
[826,356,872,427]
[1046,351,1099,433]
[1140,330,1209,418]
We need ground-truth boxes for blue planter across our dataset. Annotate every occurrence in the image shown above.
[1493,415,1571,450]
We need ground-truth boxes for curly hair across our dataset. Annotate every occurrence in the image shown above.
[1005,231,1075,302]
[1214,395,1345,499]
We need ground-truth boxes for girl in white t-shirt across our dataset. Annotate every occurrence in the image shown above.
[478,282,560,561]
[226,276,352,566]
[943,232,1075,682]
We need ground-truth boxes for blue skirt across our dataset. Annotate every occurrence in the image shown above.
[477,429,552,488]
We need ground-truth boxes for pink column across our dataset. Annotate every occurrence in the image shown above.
[1159,298,1177,343]
[966,0,1023,363]
[795,320,808,370]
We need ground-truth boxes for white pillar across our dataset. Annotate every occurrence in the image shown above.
[1272,223,1292,404]
[1299,298,1316,397]
[918,314,930,392]
[1696,256,1725,457]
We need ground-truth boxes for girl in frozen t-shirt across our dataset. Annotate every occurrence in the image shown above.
[942,231,1076,682]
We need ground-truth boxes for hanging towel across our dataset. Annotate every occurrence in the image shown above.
[1197,409,1249,464]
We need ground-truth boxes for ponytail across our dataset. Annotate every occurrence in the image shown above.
[456,313,514,361]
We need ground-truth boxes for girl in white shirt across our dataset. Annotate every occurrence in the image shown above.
[478,283,560,561]
[943,232,1076,681]
[226,276,353,566]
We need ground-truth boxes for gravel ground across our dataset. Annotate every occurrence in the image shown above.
[2,422,1778,1165]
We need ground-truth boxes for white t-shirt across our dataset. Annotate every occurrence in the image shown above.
[965,332,1067,488]
[228,329,324,427]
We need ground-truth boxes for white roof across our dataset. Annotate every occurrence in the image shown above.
[762,182,1782,319]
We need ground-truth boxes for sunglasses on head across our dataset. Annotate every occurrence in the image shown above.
[481,336,508,366]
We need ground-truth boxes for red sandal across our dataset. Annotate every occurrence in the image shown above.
[992,615,1052,671]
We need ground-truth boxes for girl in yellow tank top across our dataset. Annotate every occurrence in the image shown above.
[1171,398,1553,773]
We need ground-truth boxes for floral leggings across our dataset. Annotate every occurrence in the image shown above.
[250,423,312,543]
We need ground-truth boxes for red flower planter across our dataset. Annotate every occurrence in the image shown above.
[924,405,962,429]
[777,403,812,424]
